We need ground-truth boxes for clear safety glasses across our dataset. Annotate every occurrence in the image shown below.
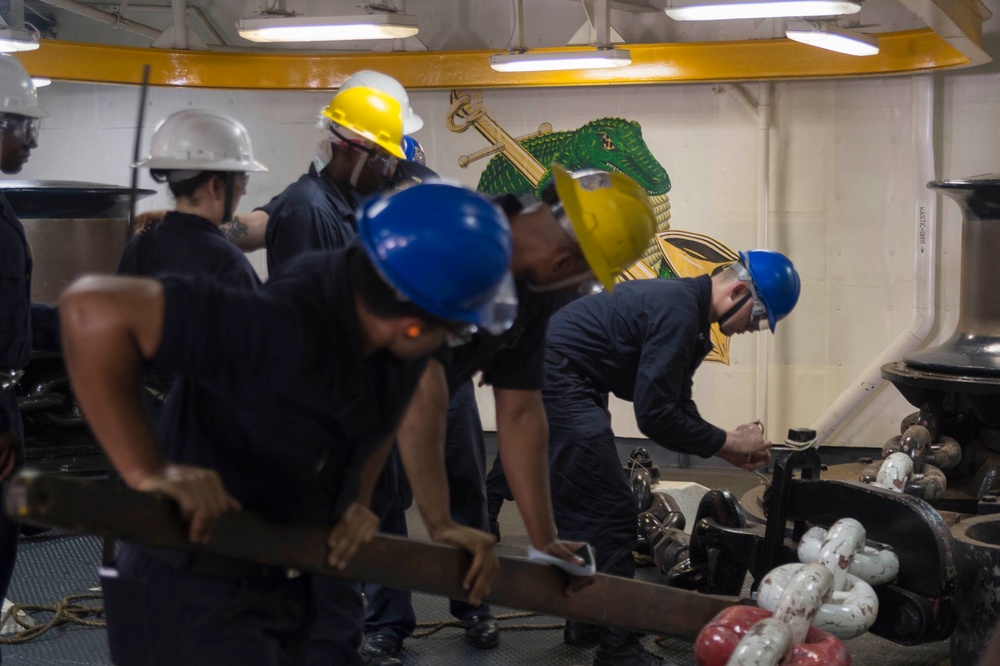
[735,263,769,331]
[330,126,399,177]
[0,115,40,146]
[444,322,478,348]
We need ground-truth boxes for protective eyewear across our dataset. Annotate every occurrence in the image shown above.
[0,115,40,146]
[444,322,478,348]
[330,126,398,176]
[735,262,769,331]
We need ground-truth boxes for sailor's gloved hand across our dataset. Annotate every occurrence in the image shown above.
[135,463,241,544]
[0,428,24,484]
[326,502,379,570]
[433,523,499,606]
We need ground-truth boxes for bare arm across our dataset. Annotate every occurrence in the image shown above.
[397,359,498,603]
[494,388,589,591]
[493,388,558,547]
[397,360,452,535]
[325,432,395,569]
[222,210,269,253]
[59,276,239,542]
[60,276,168,486]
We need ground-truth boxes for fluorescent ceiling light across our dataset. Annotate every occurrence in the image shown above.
[0,27,39,52]
[664,0,861,21]
[236,13,419,43]
[31,77,51,87]
[490,48,632,72]
[786,22,879,55]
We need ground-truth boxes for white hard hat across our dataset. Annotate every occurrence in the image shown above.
[134,109,268,172]
[340,70,423,135]
[0,55,46,119]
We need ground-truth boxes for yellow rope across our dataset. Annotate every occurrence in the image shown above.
[412,611,563,638]
[0,592,105,644]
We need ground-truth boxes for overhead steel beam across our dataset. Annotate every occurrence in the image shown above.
[13,28,978,90]
[5,471,739,640]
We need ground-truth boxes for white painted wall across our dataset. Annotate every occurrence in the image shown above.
[16,67,1000,450]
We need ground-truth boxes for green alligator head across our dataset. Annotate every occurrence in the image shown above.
[535,118,671,199]
[475,116,671,202]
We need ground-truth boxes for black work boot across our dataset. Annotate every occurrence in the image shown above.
[359,633,402,665]
[564,619,600,646]
[486,493,504,542]
[593,627,666,666]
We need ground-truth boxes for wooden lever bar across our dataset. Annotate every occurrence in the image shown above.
[5,471,739,640]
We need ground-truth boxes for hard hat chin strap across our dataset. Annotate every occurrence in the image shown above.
[349,151,367,189]
[221,172,236,223]
[717,292,751,327]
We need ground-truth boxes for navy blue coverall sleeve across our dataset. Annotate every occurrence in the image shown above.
[630,312,727,457]
[0,206,30,435]
[267,206,354,269]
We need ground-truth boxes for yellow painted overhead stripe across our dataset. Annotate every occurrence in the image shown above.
[16,30,970,90]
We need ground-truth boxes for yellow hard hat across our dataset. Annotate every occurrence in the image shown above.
[321,86,405,159]
[552,164,656,291]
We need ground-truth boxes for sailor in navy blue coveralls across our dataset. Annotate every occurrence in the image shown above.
[381,193,575,655]
[540,273,777,663]
[118,211,261,289]
[62,179,514,666]
[261,157,436,665]
[0,192,30,647]
[96,248,430,666]
[263,163,360,275]
[545,277,727,578]
[0,57,49,666]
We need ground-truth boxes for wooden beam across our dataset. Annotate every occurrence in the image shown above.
[5,471,740,640]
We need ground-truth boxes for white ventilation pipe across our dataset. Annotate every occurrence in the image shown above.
[756,82,773,428]
[809,74,937,446]
[725,82,774,428]
[171,0,187,50]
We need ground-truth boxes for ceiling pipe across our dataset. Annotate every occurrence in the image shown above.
[809,74,937,446]
[11,0,25,30]
[94,4,229,46]
[171,0,186,49]
[35,0,162,41]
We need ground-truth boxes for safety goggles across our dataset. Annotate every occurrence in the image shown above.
[0,115,41,146]
[329,126,398,177]
[444,322,478,348]
[734,262,769,331]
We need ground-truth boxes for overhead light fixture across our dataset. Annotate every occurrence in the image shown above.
[236,13,419,43]
[0,16,38,52]
[490,0,629,72]
[31,77,50,87]
[490,47,632,72]
[786,21,879,55]
[664,0,861,21]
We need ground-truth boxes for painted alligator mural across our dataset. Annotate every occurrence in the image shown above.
[475,117,671,203]
[447,89,738,364]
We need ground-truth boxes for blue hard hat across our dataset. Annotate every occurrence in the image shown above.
[358,182,517,335]
[739,250,800,332]
[401,135,425,165]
